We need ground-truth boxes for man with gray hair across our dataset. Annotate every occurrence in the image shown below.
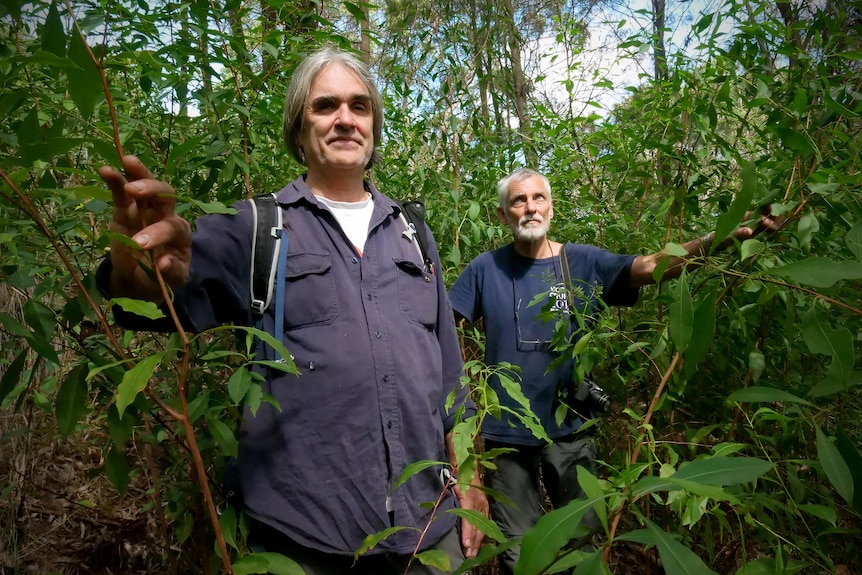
[449,168,777,573]
[96,47,486,573]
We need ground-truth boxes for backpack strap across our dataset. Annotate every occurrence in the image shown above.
[249,193,289,361]
[398,200,434,274]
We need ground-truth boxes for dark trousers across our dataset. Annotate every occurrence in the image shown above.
[250,520,466,575]
[484,433,599,575]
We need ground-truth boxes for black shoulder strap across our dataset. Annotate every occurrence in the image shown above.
[249,193,282,318]
[399,200,433,273]
[558,242,575,311]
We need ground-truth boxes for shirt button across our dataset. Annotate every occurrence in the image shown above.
[424,276,431,283]
[383,375,390,382]
[352,256,358,263]
[375,331,382,339]
[387,421,393,429]
[367,293,372,301]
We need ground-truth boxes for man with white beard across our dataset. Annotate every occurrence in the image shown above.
[448,168,777,572]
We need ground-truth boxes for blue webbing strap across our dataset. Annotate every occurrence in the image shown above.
[272,229,289,361]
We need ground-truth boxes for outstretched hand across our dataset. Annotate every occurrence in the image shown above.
[99,155,192,301]
[726,204,785,244]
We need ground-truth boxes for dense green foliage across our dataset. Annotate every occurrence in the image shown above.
[1,0,861,573]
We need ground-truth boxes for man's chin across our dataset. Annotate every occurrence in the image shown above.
[513,228,547,242]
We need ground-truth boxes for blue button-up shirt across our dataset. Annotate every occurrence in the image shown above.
[99,176,471,555]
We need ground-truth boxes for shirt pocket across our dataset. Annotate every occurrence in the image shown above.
[283,252,338,329]
[394,257,437,329]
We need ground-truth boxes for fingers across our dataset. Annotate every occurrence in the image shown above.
[461,519,483,558]
[99,155,192,295]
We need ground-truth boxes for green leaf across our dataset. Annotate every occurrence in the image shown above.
[219,505,238,550]
[748,349,765,384]
[645,518,719,575]
[232,552,304,575]
[228,366,253,405]
[451,541,520,575]
[571,550,612,574]
[727,386,812,406]
[343,2,367,22]
[683,291,715,377]
[740,238,765,261]
[394,459,444,489]
[0,312,31,339]
[815,426,853,506]
[224,326,298,375]
[67,31,103,117]
[669,272,693,353]
[734,558,808,574]
[577,465,607,531]
[105,444,129,495]
[835,428,862,512]
[771,258,862,288]
[447,243,462,267]
[715,160,757,245]
[355,526,410,559]
[775,127,819,157]
[631,476,737,502]
[0,348,28,405]
[801,306,854,393]
[515,496,604,575]
[187,198,238,215]
[116,354,163,419]
[447,508,507,543]
[797,504,837,525]
[846,219,862,261]
[23,299,56,338]
[206,414,238,458]
[56,363,89,438]
[672,456,772,485]
[25,331,60,365]
[107,404,134,447]
[110,298,166,320]
[41,1,67,57]
[414,548,450,571]
[498,371,533,413]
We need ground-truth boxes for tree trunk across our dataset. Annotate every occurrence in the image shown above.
[651,0,667,81]
[503,0,536,165]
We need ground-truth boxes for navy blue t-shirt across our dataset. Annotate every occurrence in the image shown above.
[449,243,638,445]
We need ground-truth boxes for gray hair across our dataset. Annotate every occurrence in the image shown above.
[496,168,552,208]
[282,47,384,169]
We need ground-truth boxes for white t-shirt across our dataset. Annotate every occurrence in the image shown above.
[315,194,375,254]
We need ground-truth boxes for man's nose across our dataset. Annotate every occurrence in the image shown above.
[334,104,355,127]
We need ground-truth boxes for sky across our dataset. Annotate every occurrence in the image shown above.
[534,0,737,117]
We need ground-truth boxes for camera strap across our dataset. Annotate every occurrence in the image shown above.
[558,242,575,313]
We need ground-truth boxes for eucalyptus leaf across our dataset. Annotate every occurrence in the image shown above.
[815,426,853,506]
[515,496,604,575]
[771,258,862,288]
[116,354,163,419]
[56,363,89,438]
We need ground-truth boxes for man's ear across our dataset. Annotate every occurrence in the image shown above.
[549,203,554,220]
[497,206,507,225]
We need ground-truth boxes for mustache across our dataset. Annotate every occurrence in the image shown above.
[519,215,543,225]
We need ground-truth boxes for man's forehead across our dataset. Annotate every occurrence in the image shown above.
[509,177,546,196]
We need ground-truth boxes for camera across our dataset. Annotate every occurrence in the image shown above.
[573,378,612,414]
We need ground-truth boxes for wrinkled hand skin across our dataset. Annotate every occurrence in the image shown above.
[98,155,192,302]
[456,481,489,559]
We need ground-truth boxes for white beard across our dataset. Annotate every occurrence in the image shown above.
[512,215,550,242]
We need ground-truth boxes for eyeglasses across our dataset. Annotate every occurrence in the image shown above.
[515,297,553,351]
